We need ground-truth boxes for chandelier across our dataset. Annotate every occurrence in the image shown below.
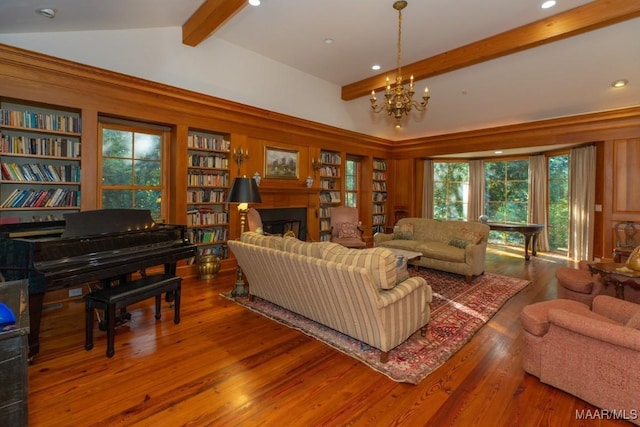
[370,1,430,126]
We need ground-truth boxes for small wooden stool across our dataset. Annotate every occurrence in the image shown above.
[84,274,182,357]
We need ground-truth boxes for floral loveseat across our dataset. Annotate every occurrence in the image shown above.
[373,218,490,282]
[228,232,432,362]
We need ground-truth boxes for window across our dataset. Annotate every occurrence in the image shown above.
[99,121,167,220]
[433,162,469,220]
[345,157,359,208]
[548,154,569,253]
[484,159,529,245]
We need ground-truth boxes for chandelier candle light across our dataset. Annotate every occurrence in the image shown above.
[370,1,430,126]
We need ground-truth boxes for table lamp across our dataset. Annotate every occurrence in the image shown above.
[227,176,262,297]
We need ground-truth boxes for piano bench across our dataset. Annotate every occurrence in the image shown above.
[84,274,182,358]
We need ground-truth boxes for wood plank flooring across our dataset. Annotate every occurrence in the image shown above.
[27,247,635,426]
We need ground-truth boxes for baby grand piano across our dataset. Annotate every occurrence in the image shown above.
[0,209,197,359]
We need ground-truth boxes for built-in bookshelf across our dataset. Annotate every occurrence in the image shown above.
[319,150,342,241]
[0,100,81,224]
[372,158,388,234]
[186,130,230,261]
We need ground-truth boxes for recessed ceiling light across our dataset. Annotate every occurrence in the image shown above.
[541,1,556,9]
[323,38,334,45]
[372,65,381,71]
[37,8,57,18]
[612,79,629,88]
[248,0,261,6]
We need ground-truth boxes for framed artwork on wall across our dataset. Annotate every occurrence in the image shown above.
[264,146,299,179]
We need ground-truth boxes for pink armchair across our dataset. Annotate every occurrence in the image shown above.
[330,206,365,248]
[521,296,640,424]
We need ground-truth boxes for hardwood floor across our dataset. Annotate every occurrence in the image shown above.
[27,247,634,426]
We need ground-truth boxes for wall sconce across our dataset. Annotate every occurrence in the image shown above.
[311,157,322,178]
[233,147,249,175]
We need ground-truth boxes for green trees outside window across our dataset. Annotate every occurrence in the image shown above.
[548,155,569,252]
[484,160,529,245]
[345,158,358,208]
[433,162,469,220]
[101,125,164,219]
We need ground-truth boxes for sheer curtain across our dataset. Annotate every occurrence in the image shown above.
[468,159,485,221]
[528,154,550,251]
[422,159,434,219]
[569,145,596,261]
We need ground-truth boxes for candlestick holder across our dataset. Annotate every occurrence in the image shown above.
[233,147,249,175]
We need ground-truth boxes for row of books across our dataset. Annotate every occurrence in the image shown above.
[372,214,387,225]
[319,166,340,178]
[320,179,337,190]
[187,153,229,169]
[373,171,387,181]
[1,162,80,183]
[186,209,229,226]
[372,204,385,213]
[197,244,229,259]
[319,191,340,203]
[0,109,81,133]
[373,159,387,170]
[373,191,387,202]
[373,182,387,191]
[187,189,226,203]
[188,227,228,244]
[187,172,229,187]
[1,188,80,208]
[0,133,81,158]
[187,134,230,152]
[321,152,341,164]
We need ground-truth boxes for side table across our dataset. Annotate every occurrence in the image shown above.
[588,262,640,300]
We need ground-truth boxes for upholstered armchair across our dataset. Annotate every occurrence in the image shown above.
[521,296,640,424]
[555,261,615,307]
[246,208,264,233]
[330,206,365,248]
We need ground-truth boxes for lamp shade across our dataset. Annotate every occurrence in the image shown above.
[227,177,262,204]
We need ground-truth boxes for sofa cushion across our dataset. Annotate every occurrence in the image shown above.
[240,231,283,250]
[323,247,397,290]
[416,241,465,263]
[393,223,414,240]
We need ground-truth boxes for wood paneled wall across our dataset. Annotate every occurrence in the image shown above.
[2,43,640,265]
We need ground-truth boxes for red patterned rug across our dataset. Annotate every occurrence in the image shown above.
[222,269,529,384]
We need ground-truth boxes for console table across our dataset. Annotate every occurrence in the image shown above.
[487,222,545,260]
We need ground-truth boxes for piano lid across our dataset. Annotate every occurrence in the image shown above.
[62,209,157,238]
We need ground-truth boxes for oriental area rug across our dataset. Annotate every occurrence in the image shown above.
[222,269,529,384]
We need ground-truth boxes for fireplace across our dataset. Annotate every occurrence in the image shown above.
[257,208,307,241]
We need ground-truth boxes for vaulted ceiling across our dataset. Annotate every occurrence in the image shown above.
[1,0,639,147]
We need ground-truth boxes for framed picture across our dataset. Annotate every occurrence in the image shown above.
[264,146,299,179]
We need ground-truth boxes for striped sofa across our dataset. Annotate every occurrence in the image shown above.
[228,232,432,362]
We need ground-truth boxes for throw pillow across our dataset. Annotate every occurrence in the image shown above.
[393,223,414,240]
[338,222,360,239]
[448,238,469,249]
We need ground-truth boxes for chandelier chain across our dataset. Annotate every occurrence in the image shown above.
[370,1,430,127]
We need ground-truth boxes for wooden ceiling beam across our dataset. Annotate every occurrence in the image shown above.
[341,0,640,100]
[182,0,247,47]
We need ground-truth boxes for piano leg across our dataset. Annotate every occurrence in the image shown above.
[163,263,177,304]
